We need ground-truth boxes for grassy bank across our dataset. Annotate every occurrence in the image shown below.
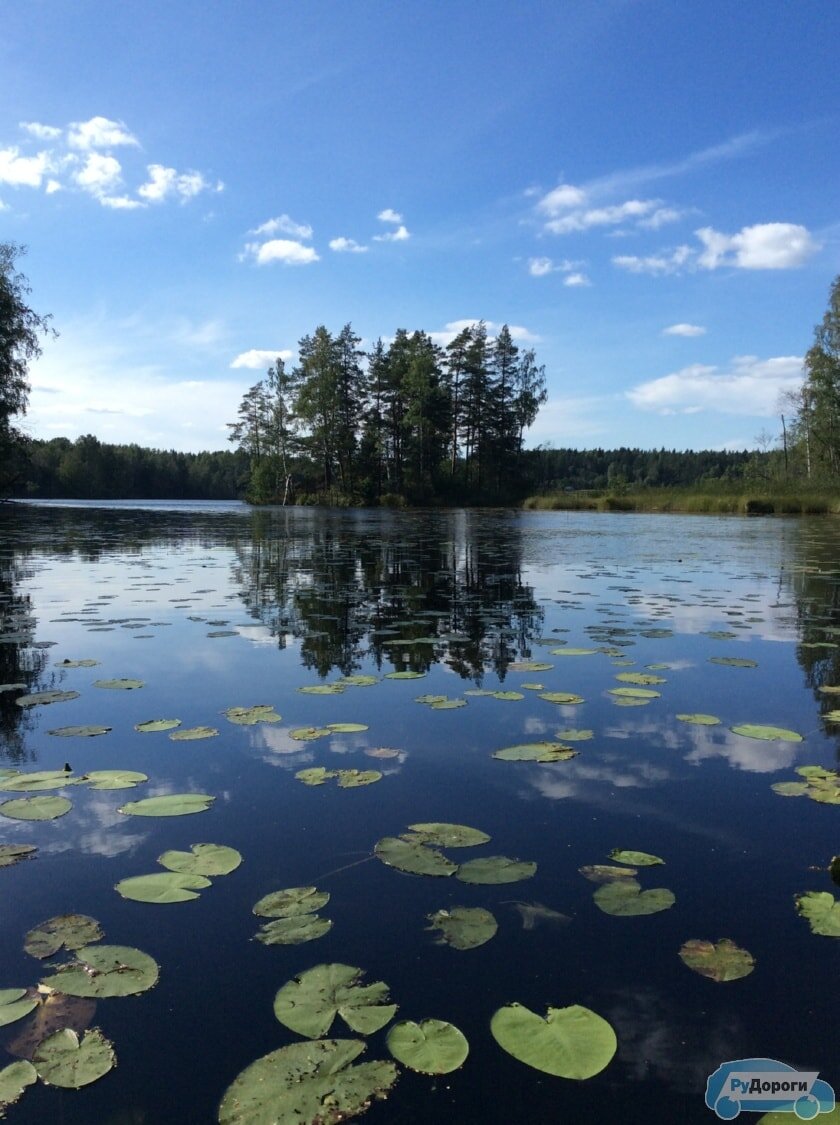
[522,487,840,516]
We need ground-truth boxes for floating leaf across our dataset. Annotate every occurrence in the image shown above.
[0,795,72,821]
[678,938,755,981]
[119,793,215,817]
[298,684,345,695]
[115,872,211,903]
[274,964,397,1039]
[217,1038,397,1125]
[84,770,148,790]
[339,675,379,686]
[387,1019,468,1074]
[169,726,219,741]
[223,705,282,725]
[555,729,594,741]
[579,865,638,883]
[327,723,369,733]
[42,944,159,997]
[0,989,38,1028]
[33,1027,114,1088]
[24,914,103,959]
[615,672,666,685]
[456,856,536,885]
[290,726,332,741]
[54,659,99,668]
[730,724,803,742]
[608,849,664,866]
[508,661,553,672]
[490,691,524,701]
[823,709,840,723]
[771,781,810,797]
[431,698,467,709]
[296,767,337,786]
[374,836,457,877]
[493,742,578,763]
[254,887,330,919]
[593,879,675,916]
[406,823,490,848]
[427,906,497,950]
[0,769,75,792]
[0,1059,36,1113]
[608,687,661,699]
[159,843,242,876]
[337,769,382,788]
[796,891,840,937]
[709,657,758,668]
[135,718,181,733]
[490,1002,616,1079]
[0,844,36,869]
[48,725,111,737]
[384,671,426,680]
[551,648,598,657]
[539,692,584,705]
[676,713,721,726]
[509,901,572,929]
[416,695,447,705]
[93,678,144,690]
[15,690,80,707]
[256,915,332,945]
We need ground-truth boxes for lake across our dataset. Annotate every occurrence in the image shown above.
[1,501,838,1124]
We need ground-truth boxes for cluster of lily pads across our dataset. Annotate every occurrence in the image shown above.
[115,842,242,904]
[0,766,149,823]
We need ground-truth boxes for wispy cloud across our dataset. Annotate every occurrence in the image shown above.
[67,115,139,150]
[613,246,693,275]
[662,323,706,337]
[373,224,410,242]
[231,348,293,369]
[429,319,540,347]
[627,355,803,416]
[329,236,368,253]
[250,214,313,240]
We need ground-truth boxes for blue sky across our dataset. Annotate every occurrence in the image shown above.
[2,0,838,454]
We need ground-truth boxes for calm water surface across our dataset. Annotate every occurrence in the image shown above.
[1,502,839,1124]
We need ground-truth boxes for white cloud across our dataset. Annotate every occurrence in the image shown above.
[19,121,62,140]
[613,246,693,275]
[528,256,555,276]
[0,146,51,187]
[564,272,591,287]
[251,214,313,240]
[546,199,659,234]
[627,354,803,416]
[537,183,587,215]
[638,207,684,229]
[329,236,368,253]
[243,239,319,266]
[429,319,540,347]
[74,152,123,197]
[67,115,139,150]
[138,164,218,203]
[696,222,820,269]
[377,208,403,223]
[373,224,410,242]
[231,349,293,369]
[45,178,62,194]
[662,323,706,337]
[99,194,144,210]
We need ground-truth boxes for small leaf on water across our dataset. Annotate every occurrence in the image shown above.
[33,1027,115,1089]
[135,718,181,733]
[0,1059,37,1113]
[296,767,338,786]
[337,769,382,788]
[539,692,585,705]
[0,770,77,792]
[253,887,330,919]
[615,672,667,685]
[427,906,497,950]
[54,659,99,668]
[15,690,80,708]
[0,795,72,821]
[490,1002,617,1079]
[593,879,675,916]
[169,726,219,741]
[298,684,346,694]
[158,843,242,876]
[255,915,332,945]
[115,871,211,903]
[83,770,148,790]
[0,989,38,1028]
[93,678,144,690]
[327,723,369,733]
[493,742,577,763]
[374,836,457,877]
[730,724,803,742]
[0,844,37,869]
[274,964,397,1039]
[290,726,332,741]
[676,713,721,726]
[678,938,755,981]
[223,705,282,725]
[795,891,840,937]
[119,793,215,817]
[490,691,524,701]
[24,914,103,959]
[405,823,490,848]
[47,725,111,737]
[339,674,379,686]
[384,671,426,680]
[41,944,159,997]
[551,648,598,657]
[709,657,758,668]
[608,687,661,699]
[608,849,664,866]
[555,729,594,741]
[387,1019,469,1074]
[456,856,537,885]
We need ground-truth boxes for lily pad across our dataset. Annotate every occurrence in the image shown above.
[676,713,721,726]
[223,705,282,725]
[290,727,332,741]
[42,944,159,997]
[608,687,661,699]
[795,891,840,937]
[709,657,758,668]
[508,661,553,672]
[48,725,112,737]
[771,781,810,797]
[299,684,345,695]
[169,726,219,741]
[296,767,337,786]
[254,887,330,919]
[431,698,468,709]
[15,690,80,707]
[274,963,397,1039]
[678,938,755,981]
[93,678,144,690]
[555,729,594,741]
[427,906,497,950]
[159,843,242,876]
[405,823,491,848]
[730,724,803,742]
[384,671,426,680]
[84,770,148,790]
[593,879,675,916]
[217,1039,397,1125]
[256,915,333,945]
[24,914,103,958]
[551,648,598,656]
[0,844,37,869]
[608,849,664,866]
[490,691,524,701]
[456,856,536,885]
[135,718,181,733]
[327,723,369,733]
[490,1002,617,1079]
[493,742,578,763]
[115,872,212,903]
[387,1019,468,1074]
[54,659,99,668]
[337,769,382,788]
[615,672,666,685]
[0,1060,36,1113]
[339,675,379,686]
[33,1027,114,1088]
[579,865,638,883]
[374,836,457,877]
[0,769,75,792]
[119,793,215,817]
[416,695,447,705]
[0,795,72,820]
[0,989,38,1028]
[539,692,584,705]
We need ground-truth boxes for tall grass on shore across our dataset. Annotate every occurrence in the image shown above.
[522,488,840,516]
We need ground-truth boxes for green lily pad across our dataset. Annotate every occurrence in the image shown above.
[464,689,495,697]
[427,906,497,950]
[93,678,144,689]
[384,670,426,680]
[135,718,182,733]
[298,684,346,694]
[615,672,666,685]
[24,914,103,958]
[771,781,810,797]
[48,725,112,737]
[539,692,585,705]
[0,1059,37,1113]
[54,659,99,668]
[0,989,38,1028]
[430,698,467,709]
[159,843,242,876]
[608,849,664,866]
[169,726,219,740]
[33,1027,115,1088]
[730,724,803,742]
[118,793,215,817]
[42,944,159,997]
[508,661,553,672]
[217,1039,398,1125]
[256,915,333,945]
[339,675,379,686]
[676,713,721,726]
[290,727,332,741]
[337,769,382,788]
[84,770,148,790]
[254,887,330,919]
[490,1002,617,1079]
[579,865,639,883]
[555,729,594,741]
[796,891,840,937]
[374,836,457,877]
[115,871,212,903]
[678,938,755,981]
[456,856,536,885]
[296,767,338,785]
[387,1019,468,1074]
[0,844,37,868]
[593,879,675,916]
[608,687,661,699]
[709,657,758,668]
[493,742,578,762]
[405,823,491,848]
[15,690,80,707]
[327,723,370,733]
[491,691,524,701]
[274,964,397,1039]
[0,795,72,820]
[823,709,840,723]
[223,705,282,725]
[416,695,447,705]
[551,648,598,656]
[0,769,76,792]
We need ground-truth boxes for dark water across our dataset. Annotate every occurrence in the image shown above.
[1,501,839,1125]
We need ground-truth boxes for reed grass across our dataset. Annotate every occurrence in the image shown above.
[522,488,840,516]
